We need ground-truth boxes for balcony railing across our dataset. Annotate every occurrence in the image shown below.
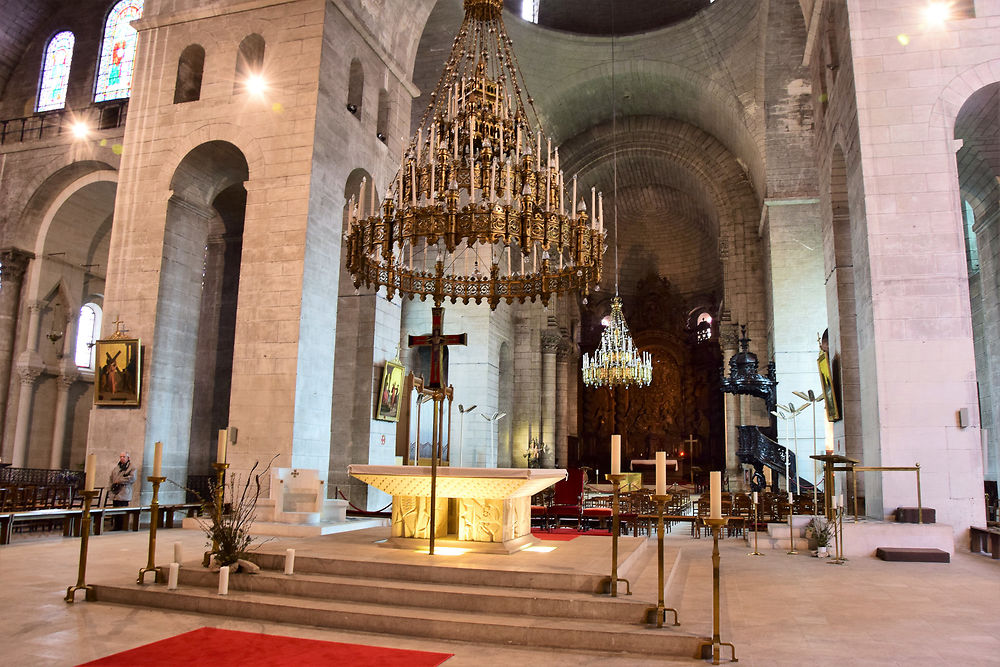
[0,100,128,146]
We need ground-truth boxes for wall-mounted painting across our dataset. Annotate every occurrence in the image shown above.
[94,338,141,406]
[375,360,404,422]
[817,348,840,422]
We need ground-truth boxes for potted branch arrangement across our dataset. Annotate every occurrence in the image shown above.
[192,456,276,572]
[805,516,832,557]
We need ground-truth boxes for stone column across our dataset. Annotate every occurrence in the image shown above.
[0,248,33,441]
[49,370,80,468]
[720,324,742,486]
[555,337,569,468]
[540,326,560,468]
[11,302,45,467]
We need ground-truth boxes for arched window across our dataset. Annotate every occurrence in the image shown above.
[520,0,539,23]
[963,200,980,274]
[696,312,713,343]
[174,44,204,103]
[38,31,75,112]
[75,303,102,369]
[235,34,265,92]
[347,59,363,116]
[94,0,144,102]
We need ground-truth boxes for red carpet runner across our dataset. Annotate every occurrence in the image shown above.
[531,527,612,540]
[77,627,453,666]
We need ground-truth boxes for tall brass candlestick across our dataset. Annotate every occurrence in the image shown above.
[138,476,166,584]
[648,494,679,627]
[606,473,631,597]
[698,517,737,665]
[205,462,229,566]
[748,497,763,556]
[65,489,100,603]
[829,504,847,565]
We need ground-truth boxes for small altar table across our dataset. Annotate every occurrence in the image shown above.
[630,459,679,471]
[349,465,565,553]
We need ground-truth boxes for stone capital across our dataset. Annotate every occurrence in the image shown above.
[16,365,43,385]
[0,248,34,283]
[540,331,562,354]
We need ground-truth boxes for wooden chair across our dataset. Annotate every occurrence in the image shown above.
[581,493,612,531]
[548,468,586,529]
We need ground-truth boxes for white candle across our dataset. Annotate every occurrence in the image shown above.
[217,429,227,464]
[752,491,758,505]
[838,494,844,509]
[788,491,793,504]
[173,541,183,565]
[152,441,162,478]
[655,451,666,496]
[709,471,721,519]
[611,435,621,475]
[167,562,179,590]
[218,566,230,595]
[85,453,96,492]
[826,440,834,454]
[285,548,295,575]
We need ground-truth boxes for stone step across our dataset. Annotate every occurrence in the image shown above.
[243,550,613,594]
[745,530,811,551]
[91,582,707,659]
[169,566,650,623]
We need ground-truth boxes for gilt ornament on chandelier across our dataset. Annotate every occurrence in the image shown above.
[344,0,606,310]
[582,297,652,388]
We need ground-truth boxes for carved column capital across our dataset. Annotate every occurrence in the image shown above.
[57,373,80,390]
[16,365,42,386]
[0,247,34,283]
[541,330,561,354]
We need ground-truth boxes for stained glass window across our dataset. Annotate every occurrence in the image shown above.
[94,0,144,102]
[38,31,75,112]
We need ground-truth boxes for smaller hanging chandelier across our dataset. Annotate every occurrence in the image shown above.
[582,297,652,388]
[579,4,651,390]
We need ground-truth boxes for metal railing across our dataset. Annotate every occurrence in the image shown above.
[1,100,128,146]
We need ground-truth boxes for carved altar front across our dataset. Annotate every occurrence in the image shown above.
[349,465,565,552]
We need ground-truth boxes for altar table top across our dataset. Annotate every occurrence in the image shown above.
[348,465,566,500]
[630,459,680,470]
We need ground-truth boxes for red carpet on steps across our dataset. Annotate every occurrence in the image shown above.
[77,627,453,667]
[531,527,612,540]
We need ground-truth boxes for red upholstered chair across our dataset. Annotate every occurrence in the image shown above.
[548,468,585,529]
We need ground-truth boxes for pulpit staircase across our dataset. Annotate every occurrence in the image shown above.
[738,426,816,493]
[91,543,708,659]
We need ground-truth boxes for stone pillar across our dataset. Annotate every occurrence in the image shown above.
[555,336,569,468]
[540,326,559,468]
[720,324,742,485]
[49,370,79,468]
[11,302,45,467]
[0,248,33,442]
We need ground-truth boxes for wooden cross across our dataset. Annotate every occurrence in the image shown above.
[684,434,698,457]
[408,306,467,389]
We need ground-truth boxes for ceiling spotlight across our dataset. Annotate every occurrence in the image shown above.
[71,121,89,140]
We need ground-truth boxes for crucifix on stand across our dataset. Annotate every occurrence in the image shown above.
[407,306,466,556]
[684,434,698,486]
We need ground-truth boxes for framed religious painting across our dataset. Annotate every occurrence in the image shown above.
[94,338,141,406]
[375,360,404,422]
[817,349,840,422]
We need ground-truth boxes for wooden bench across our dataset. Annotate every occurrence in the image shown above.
[970,526,1000,559]
[0,508,84,544]
[158,503,202,528]
[93,506,143,533]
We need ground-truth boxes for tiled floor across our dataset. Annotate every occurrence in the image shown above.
[1,524,998,666]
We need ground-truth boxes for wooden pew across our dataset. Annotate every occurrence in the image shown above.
[970,526,1000,559]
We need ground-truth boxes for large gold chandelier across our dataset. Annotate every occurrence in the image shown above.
[344,0,605,310]
[580,3,651,390]
[582,297,652,388]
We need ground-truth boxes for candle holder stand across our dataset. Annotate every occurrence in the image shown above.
[203,462,229,567]
[138,476,166,584]
[65,489,100,603]
[787,505,797,555]
[697,517,737,664]
[748,499,762,556]
[647,494,679,627]
[828,505,847,565]
[605,473,631,597]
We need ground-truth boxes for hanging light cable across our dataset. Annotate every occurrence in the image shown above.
[581,3,652,389]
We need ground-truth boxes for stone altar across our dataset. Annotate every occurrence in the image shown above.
[348,465,565,553]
